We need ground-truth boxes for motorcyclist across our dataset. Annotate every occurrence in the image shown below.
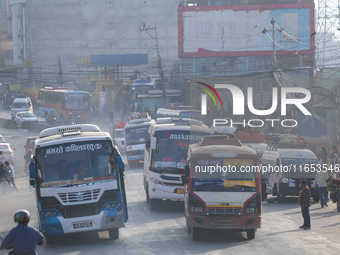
[49,110,56,125]
[0,210,44,255]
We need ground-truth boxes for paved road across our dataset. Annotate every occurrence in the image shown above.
[0,115,339,255]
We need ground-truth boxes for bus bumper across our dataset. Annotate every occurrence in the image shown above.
[41,210,125,236]
[186,215,261,230]
[127,155,144,163]
[148,182,184,200]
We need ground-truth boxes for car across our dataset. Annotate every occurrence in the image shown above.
[0,135,5,143]
[11,97,33,120]
[0,143,15,165]
[15,111,39,128]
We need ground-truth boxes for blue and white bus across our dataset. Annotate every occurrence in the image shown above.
[130,76,155,104]
[29,124,128,244]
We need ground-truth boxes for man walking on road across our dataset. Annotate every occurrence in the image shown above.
[5,161,18,192]
[315,170,329,207]
[0,151,6,163]
[299,179,311,230]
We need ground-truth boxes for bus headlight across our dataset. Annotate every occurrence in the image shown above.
[105,204,111,210]
[150,177,163,185]
[111,203,117,208]
[46,211,52,216]
[117,202,122,207]
[52,211,58,217]
[190,207,204,213]
[40,211,45,216]
[245,208,255,214]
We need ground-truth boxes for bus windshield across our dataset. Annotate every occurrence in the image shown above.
[192,158,258,192]
[281,158,318,179]
[115,130,125,138]
[153,130,209,169]
[125,126,149,145]
[36,140,117,188]
[66,94,91,111]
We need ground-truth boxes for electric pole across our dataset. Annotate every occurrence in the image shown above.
[140,22,166,104]
[262,17,284,70]
[58,57,63,86]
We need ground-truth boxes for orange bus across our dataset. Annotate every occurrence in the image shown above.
[182,135,261,241]
[37,87,92,123]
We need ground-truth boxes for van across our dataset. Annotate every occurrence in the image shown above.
[261,146,319,202]
[11,97,33,120]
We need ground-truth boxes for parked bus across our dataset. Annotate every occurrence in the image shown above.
[130,76,155,103]
[143,118,212,211]
[125,112,154,166]
[182,135,261,241]
[28,124,128,244]
[156,108,203,121]
[37,87,92,123]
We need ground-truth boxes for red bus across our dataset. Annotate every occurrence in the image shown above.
[37,87,92,123]
[182,135,261,241]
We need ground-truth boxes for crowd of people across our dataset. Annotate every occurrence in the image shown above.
[0,89,37,111]
[0,151,17,194]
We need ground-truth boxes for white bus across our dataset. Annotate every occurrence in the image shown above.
[143,118,212,210]
[29,124,128,243]
[125,114,155,166]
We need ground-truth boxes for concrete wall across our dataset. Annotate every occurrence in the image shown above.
[11,0,180,84]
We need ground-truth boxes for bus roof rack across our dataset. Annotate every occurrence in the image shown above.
[156,118,202,126]
[199,135,242,147]
[39,124,101,138]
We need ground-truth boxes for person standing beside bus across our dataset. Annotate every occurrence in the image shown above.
[5,161,17,192]
[315,170,329,208]
[299,179,311,230]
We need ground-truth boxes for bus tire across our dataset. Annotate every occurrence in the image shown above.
[191,227,200,241]
[273,185,278,196]
[247,229,255,240]
[46,236,55,244]
[109,228,119,240]
[150,199,159,211]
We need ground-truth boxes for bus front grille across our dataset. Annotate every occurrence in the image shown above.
[58,189,101,203]
[207,207,243,215]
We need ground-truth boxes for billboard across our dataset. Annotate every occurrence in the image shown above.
[178,3,315,58]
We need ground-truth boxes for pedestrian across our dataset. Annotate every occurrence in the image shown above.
[318,146,328,165]
[298,179,311,230]
[5,161,18,192]
[315,169,329,207]
[0,151,6,163]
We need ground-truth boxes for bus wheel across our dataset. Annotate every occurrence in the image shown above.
[191,227,200,241]
[247,229,255,240]
[273,185,278,196]
[109,228,119,240]
[150,199,159,211]
[46,236,55,244]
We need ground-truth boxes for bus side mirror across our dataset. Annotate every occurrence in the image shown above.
[150,137,157,150]
[115,156,125,171]
[29,164,37,179]
[29,179,35,187]
[181,175,188,185]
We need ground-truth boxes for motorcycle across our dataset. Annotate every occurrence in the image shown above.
[68,113,81,125]
[49,116,57,126]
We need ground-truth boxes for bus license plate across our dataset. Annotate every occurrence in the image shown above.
[177,189,184,194]
[73,221,93,229]
[218,219,232,223]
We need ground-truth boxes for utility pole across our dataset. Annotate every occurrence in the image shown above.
[262,17,283,70]
[140,22,166,104]
[58,57,63,86]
